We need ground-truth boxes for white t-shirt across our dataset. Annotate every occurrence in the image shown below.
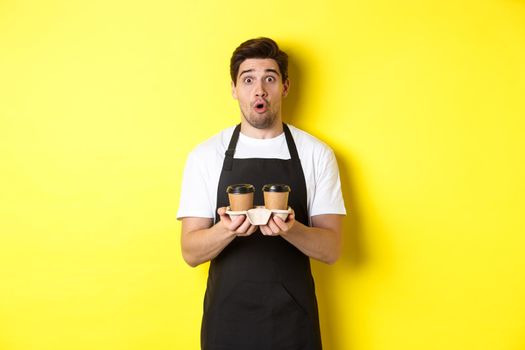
[177,124,346,220]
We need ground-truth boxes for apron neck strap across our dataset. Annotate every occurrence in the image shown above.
[283,124,300,161]
[223,124,241,171]
[222,123,299,171]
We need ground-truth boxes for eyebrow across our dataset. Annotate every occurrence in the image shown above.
[239,68,281,77]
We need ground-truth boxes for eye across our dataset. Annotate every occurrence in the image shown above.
[266,76,275,83]
[244,77,253,84]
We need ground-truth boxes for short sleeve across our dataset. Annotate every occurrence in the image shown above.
[176,151,215,219]
[309,148,347,217]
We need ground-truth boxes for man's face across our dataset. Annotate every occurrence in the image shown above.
[232,58,289,130]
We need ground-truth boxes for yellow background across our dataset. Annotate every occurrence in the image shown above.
[1,0,524,349]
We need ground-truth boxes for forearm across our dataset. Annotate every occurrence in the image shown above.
[181,223,236,267]
[181,211,257,267]
[281,221,341,265]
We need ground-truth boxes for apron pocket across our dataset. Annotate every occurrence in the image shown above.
[211,281,271,348]
[209,281,314,349]
[270,283,310,349]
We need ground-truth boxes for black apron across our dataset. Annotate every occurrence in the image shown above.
[201,124,322,350]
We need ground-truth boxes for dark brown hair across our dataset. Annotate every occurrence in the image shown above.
[230,37,288,85]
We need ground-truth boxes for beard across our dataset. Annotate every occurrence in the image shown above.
[241,109,278,130]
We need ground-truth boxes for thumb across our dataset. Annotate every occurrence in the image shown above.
[217,207,227,216]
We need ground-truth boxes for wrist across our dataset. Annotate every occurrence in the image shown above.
[281,219,300,237]
[215,220,237,239]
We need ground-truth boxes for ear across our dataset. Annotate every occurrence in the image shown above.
[282,78,290,98]
[231,81,238,100]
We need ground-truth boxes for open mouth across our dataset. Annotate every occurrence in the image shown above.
[253,100,268,113]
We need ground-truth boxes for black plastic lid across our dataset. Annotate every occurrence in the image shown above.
[262,184,291,193]
[226,184,255,194]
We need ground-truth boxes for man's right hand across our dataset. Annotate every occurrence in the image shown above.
[180,208,257,266]
[217,207,257,237]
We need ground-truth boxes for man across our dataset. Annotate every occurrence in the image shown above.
[177,37,346,350]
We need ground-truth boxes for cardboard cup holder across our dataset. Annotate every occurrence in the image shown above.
[226,206,292,225]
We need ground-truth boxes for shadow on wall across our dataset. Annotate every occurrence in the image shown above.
[282,44,367,350]
[335,154,367,269]
[281,48,302,124]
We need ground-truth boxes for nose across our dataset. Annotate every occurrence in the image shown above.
[254,80,267,97]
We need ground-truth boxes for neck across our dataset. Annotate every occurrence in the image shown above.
[240,118,284,139]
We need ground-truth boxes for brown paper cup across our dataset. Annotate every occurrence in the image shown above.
[263,184,290,210]
[226,184,255,211]
[228,192,254,211]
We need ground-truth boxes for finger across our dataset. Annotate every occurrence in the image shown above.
[218,207,233,224]
[219,215,232,227]
[217,207,227,216]
[267,218,281,234]
[273,215,289,231]
[246,225,258,236]
[228,215,245,231]
[236,216,252,233]
[260,225,271,236]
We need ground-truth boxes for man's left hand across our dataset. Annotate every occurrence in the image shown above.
[259,209,295,236]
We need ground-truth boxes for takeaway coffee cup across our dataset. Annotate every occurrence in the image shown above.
[262,184,291,210]
[226,184,255,211]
